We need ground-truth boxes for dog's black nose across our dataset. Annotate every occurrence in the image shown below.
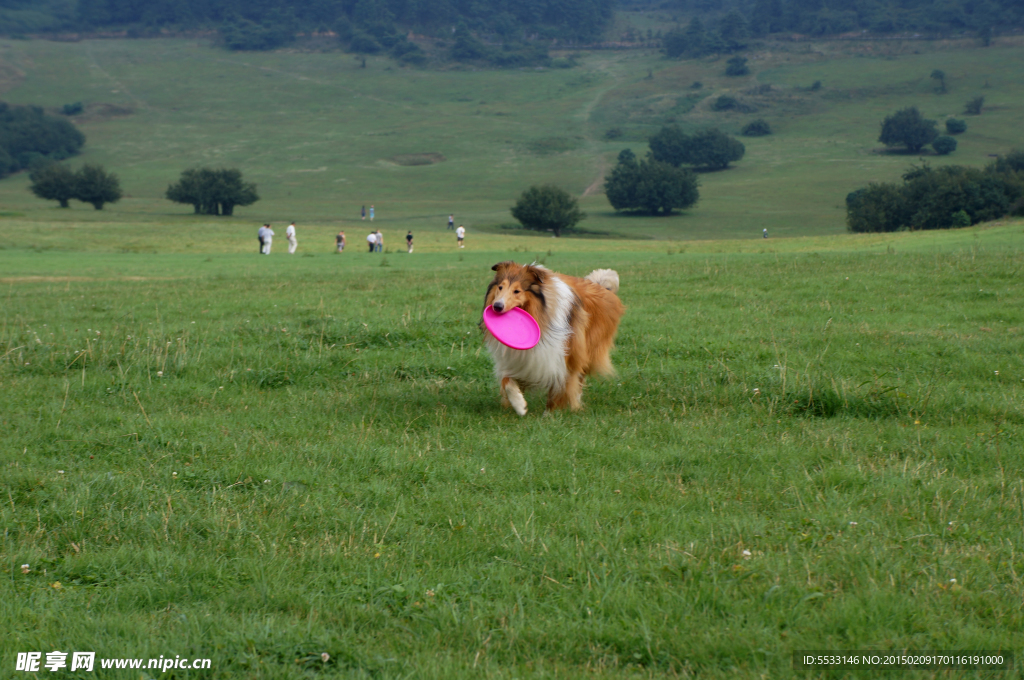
[492,301,505,312]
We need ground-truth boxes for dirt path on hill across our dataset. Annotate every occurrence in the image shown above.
[579,56,623,197]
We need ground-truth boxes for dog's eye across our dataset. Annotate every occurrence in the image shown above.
[514,290,520,294]
[498,286,503,290]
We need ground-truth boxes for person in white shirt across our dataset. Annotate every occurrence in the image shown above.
[456,224,466,248]
[262,224,275,254]
[257,224,269,254]
[367,231,377,253]
[286,222,297,253]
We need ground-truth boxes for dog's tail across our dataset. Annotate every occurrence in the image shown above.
[584,268,620,294]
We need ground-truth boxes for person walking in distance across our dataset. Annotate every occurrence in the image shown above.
[367,230,376,253]
[369,205,375,222]
[286,221,298,254]
[456,224,466,248]
[262,224,275,254]
[406,230,413,253]
[258,224,269,254]
[361,205,366,221]
[448,214,454,230]
[762,228,768,239]
[374,229,383,253]
[336,230,346,253]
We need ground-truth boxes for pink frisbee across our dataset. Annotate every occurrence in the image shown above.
[483,306,540,350]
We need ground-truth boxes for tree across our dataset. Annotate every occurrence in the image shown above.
[75,164,121,210]
[604,149,640,211]
[510,185,585,237]
[742,119,772,136]
[29,163,77,208]
[683,17,708,56]
[930,69,947,93]
[662,28,688,58]
[965,96,984,115]
[750,0,784,35]
[0,101,85,178]
[988,149,1024,174]
[604,151,700,215]
[718,11,750,51]
[214,169,260,216]
[945,118,966,134]
[652,128,746,171]
[846,183,907,233]
[878,107,938,153]
[725,56,750,76]
[932,136,957,155]
[648,126,689,167]
[166,168,259,216]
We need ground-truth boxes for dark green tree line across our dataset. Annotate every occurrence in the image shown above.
[846,156,1024,233]
[660,0,1020,41]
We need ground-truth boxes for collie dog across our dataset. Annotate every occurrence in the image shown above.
[482,261,625,416]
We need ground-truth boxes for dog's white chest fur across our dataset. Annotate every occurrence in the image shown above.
[485,274,574,392]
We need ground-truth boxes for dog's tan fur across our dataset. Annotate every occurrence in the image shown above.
[482,261,625,414]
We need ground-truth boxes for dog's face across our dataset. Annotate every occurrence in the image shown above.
[485,261,545,314]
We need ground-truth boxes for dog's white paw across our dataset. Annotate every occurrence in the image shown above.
[509,390,528,416]
[504,381,528,416]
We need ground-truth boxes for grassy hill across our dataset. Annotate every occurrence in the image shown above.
[0,34,1021,243]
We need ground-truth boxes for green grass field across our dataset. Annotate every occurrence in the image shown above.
[2,27,1024,679]
[3,218,1024,678]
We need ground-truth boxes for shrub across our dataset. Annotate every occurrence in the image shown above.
[510,184,585,237]
[945,118,966,134]
[62,102,84,116]
[809,80,822,91]
[604,149,700,215]
[712,95,739,111]
[932,136,957,155]
[878,106,938,153]
[604,128,623,140]
[950,209,970,227]
[964,96,984,115]
[725,56,749,76]
[742,119,772,136]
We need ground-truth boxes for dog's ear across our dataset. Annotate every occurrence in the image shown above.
[524,264,546,283]
[491,260,515,272]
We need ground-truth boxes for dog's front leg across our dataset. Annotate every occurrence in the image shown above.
[500,377,528,416]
